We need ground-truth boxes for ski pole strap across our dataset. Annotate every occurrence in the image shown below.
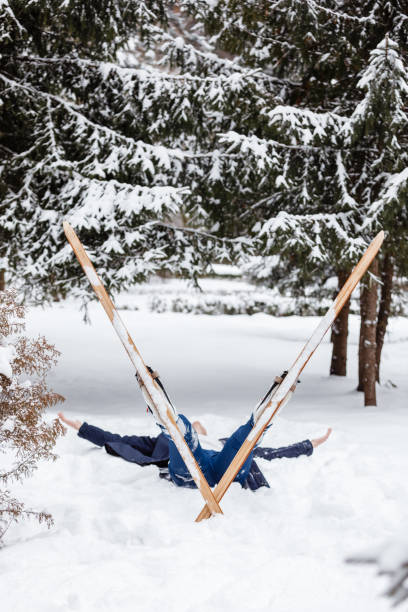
[257,370,288,407]
[257,369,301,408]
[135,366,176,413]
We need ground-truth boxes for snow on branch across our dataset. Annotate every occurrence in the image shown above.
[148,220,250,246]
[302,0,377,25]
[212,18,299,51]
[158,31,300,86]
[267,105,345,146]
[260,209,366,262]
[357,37,408,95]
[0,0,26,41]
[141,221,253,274]
[63,178,185,230]
[219,131,280,170]
[159,31,249,75]
[365,167,408,228]
[0,72,185,171]
[8,53,277,87]
[335,152,359,211]
[343,37,408,144]
[219,131,339,165]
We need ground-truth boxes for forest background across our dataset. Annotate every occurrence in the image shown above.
[1,0,408,408]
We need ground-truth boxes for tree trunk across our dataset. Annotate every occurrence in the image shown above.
[330,269,350,376]
[376,255,394,383]
[358,260,379,406]
[0,270,5,292]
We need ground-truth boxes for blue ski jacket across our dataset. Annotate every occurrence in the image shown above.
[78,423,313,491]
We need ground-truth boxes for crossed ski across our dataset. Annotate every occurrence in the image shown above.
[64,222,384,521]
[63,222,222,517]
[195,230,384,521]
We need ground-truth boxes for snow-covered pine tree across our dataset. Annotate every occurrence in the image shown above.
[1,1,406,402]
[0,1,253,300]
[0,1,175,299]
[345,37,408,388]
[169,2,408,404]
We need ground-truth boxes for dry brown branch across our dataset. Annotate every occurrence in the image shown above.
[0,289,65,543]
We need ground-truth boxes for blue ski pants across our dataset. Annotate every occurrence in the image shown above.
[159,414,255,488]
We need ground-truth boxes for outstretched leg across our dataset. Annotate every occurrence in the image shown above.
[211,417,255,486]
[158,414,215,488]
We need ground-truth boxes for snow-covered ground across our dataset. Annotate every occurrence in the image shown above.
[1,286,408,612]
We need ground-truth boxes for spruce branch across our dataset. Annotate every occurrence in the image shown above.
[4,54,293,86]
[303,0,378,25]
[147,220,248,245]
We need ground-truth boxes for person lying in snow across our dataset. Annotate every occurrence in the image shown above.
[58,411,332,491]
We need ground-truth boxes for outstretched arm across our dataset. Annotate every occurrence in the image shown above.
[311,427,332,448]
[58,412,82,431]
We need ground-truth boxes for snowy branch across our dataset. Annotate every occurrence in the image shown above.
[303,0,378,25]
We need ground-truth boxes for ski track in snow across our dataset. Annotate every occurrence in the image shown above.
[1,297,407,612]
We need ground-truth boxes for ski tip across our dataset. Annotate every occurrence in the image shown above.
[63,221,81,250]
[371,230,385,251]
[63,220,77,242]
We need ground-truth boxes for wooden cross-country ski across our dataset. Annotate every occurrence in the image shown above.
[63,221,223,517]
[195,231,384,522]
